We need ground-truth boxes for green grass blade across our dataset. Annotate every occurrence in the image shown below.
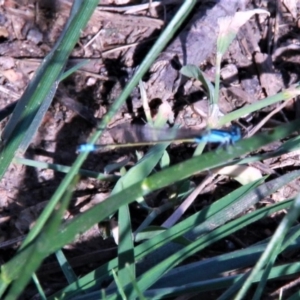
[233,194,300,300]
[55,249,77,284]
[14,157,118,181]
[180,65,215,103]
[234,134,300,166]
[0,0,99,179]
[219,84,300,126]
[144,261,300,299]
[31,273,46,300]
[118,205,135,287]
[59,59,91,81]
[150,229,300,289]
[107,198,294,299]
[18,83,59,154]
[50,151,300,298]
[3,176,76,299]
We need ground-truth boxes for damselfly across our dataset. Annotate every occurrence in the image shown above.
[77,124,241,152]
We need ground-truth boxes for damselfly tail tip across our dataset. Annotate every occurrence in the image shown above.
[77,144,96,153]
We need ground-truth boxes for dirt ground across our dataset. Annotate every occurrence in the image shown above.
[0,0,300,298]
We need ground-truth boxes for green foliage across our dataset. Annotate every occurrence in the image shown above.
[1,1,300,300]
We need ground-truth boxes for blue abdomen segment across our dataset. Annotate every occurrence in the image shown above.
[77,144,97,152]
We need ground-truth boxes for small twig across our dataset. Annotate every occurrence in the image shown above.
[162,173,217,228]
[97,2,161,14]
[102,37,157,57]
[0,235,26,249]
[84,28,103,49]
[269,275,300,298]
[245,99,292,138]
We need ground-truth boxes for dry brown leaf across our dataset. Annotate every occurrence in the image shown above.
[1,68,22,82]
[217,165,262,185]
[0,26,9,37]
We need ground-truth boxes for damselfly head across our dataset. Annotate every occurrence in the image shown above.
[230,125,242,143]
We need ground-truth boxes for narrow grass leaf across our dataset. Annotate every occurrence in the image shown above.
[18,83,59,154]
[31,273,46,300]
[151,225,300,289]
[233,194,300,300]
[14,157,118,181]
[50,174,296,298]
[118,204,135,287]
[219,84,300,126]
[2,176,76,299]
[111,268,126,300]
[180,65,215,103]
[125,264,147,300]
[55,249,77,284]
[0,1,98,179]
[59,59,91,81]
[143,262,300,299]
[108,198,294,299]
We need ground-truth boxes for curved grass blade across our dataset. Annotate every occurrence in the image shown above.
[118,203,135,287]
[52,184,296,298]
[135,169,300,277]
[150,227,300,290]
[14,157,118,181]
[143,262,300,299]
[0,1,99,179]
[3,176,77,299]
[180,65,215,103]
[219,84,300,126]
[233,194,300,300]
[106,197,294,298]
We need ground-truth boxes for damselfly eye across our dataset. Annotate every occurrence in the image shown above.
[231,125,242,143]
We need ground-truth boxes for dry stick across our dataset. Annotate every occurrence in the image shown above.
[0,86,20,100]
[84,28,103,49]
[0,235,26,249]
[245,99,292,138]
[102,37,158,57]
[269,276,300,298]
[97,2,161,13]
[273,0,281,52]
[162,173,217,228]
[247,98,300,194]
[140,81,153,125]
